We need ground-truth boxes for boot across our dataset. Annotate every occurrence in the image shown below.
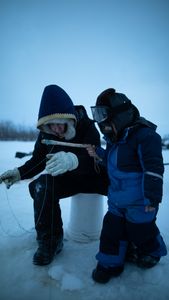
[137,254,160,268]
[126,242,139,264]
[33,234,63,266]
[126,243,160,268]
[92,263,124,284]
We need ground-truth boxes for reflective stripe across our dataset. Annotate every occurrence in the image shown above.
[145,171,163,180]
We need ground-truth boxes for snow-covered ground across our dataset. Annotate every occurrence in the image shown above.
[0,141,169,300]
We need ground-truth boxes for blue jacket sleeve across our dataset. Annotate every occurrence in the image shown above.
[138,129,164,207]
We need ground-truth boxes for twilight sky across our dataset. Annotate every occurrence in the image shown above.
[0,0,169,136]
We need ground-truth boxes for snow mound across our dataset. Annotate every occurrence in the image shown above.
[48,265,84,291]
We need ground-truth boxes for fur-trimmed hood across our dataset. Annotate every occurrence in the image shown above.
[37,85,77,140]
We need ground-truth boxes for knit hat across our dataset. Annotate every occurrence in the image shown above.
[96,88,132,113]
[92,88,140,139]
[37,85,77,130]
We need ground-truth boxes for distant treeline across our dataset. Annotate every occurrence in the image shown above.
[0,121,169,149]
[0,121,38,141]
[162,135,169,150]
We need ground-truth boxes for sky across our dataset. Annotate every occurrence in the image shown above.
[0,0,169,136]
[0,141,169,300]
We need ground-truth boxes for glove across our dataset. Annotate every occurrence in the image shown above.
[0,168,21,189]
[46,151,79,176]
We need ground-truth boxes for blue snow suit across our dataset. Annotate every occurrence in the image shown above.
[95,118,167,268]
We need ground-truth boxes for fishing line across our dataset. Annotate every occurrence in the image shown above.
[0,186,33,237]
[0,217,28,238]
[1,142,98,237]
[51,176,56,247]
[0,146,56,300]
[0,146,55,236]
[5,187,33,233]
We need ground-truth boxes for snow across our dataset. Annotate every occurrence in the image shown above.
[0,141,169,300]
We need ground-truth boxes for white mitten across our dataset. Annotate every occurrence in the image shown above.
[46,151,79,176]
[0,168,21,189]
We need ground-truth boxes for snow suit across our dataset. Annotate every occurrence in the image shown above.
[95,119,167,269]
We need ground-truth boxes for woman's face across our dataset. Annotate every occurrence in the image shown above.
[49,123,67,138]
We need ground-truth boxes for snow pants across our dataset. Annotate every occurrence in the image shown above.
[29,168,109,240]
[96,209,167,268]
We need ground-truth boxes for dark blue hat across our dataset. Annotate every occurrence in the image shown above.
[37,85,76,129]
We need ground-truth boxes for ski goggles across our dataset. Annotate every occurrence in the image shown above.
[91,106,111,123]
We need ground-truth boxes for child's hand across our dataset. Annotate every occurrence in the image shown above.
[85,145,102,162]
[85,145,97,158]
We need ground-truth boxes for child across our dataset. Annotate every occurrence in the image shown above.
[87,88,167,283]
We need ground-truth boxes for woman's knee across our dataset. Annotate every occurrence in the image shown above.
[29,174,49,199]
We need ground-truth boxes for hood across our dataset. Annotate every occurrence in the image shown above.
[37,85,76,129]
[37,85,77,139]
[134,117,157,130]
